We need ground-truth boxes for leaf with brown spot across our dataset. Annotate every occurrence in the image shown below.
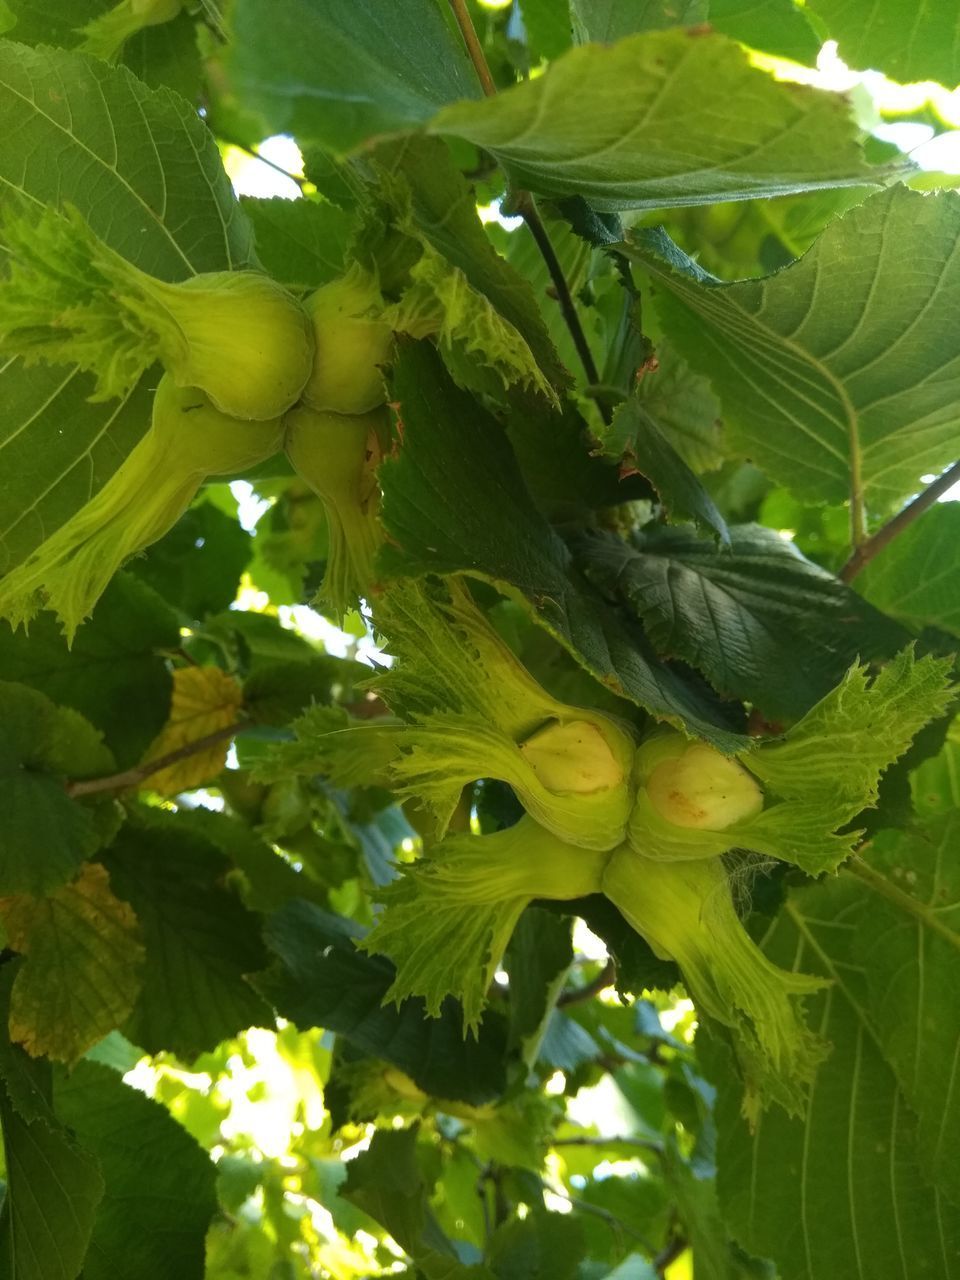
[0,862,145,1063]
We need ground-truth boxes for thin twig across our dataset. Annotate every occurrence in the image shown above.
[557,957,615,1007]
[839,459,960,582]
[447,0,498,96]
[446,0,600,390]
[654,1235,688,1276]
[513,190,602,388]
[66,722,246,798]
[220,135,308,191]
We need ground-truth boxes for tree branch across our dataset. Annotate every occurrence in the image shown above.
[557,957,615,1007]
[66,722,246,798]
[839,459,960,582]
[448,0,498,97]
[654,1234,688,1277]
[446,0,601,390]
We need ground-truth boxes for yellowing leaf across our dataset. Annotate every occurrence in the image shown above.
[0,862,144,1063]
[144,665,243,795]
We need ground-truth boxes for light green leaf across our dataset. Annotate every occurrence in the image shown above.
[853,820,960,1203]
[624,649,954,873]
[804,0,960,87]
[711,875,960,1280]
[371,134,570,396]
[431,30,881,211]
[55,1060,217,1280]
[742,648,955,871]
[0,682,114,896]
[0,863,144,1064]
[0,40,254,571]
[629,342,725,473]
[241,195,355,289]
[100,809,272,1057]
[575,523,912,721]
[364,818,606,1031]
[858,502,960,637]
[633,186,960,513]
[225,0,479,155]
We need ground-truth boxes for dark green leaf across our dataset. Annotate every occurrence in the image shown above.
[122,10,203,98]
[571,0,704,42]
[226,0,480,154]
[255,899,510,1106]
[518,0,574,60]
[574,523,912,720]
[0,968,103,1280]
[488,1208,586,1280]
[380,342,741,747]
[101,809,272,1057]
[130,501,252,623]
[0,1086,103,1280]
[55,1060,217,1280]
[609,399,729,542]
[242,654,370,726]
[708,0,820,63]
[506,908,573,1062]
[0,683,115,896]
[0,573,177,767]
[342,1126,495,1280]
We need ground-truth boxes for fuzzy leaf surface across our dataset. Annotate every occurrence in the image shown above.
[712,874,960,1280]
[101,811,271,1057]
[634,186,960,512]
[431,30,879,211]
[575,523,912,721]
